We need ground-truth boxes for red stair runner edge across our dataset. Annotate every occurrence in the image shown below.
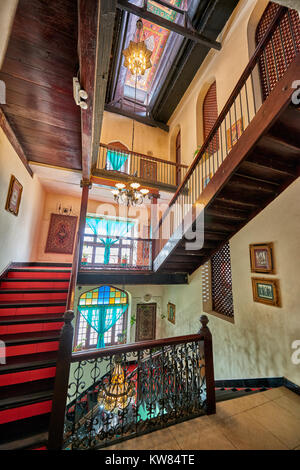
[0,400,52,424]
[0,367,56,387]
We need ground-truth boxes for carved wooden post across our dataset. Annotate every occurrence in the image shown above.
[48,310,74,450]
[199,315,216,415]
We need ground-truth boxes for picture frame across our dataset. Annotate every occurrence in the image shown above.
[167,302,176,324]
[251,278,281,307]
[5,175,23,216]
[226,117,243,151]
[249,242,275,274]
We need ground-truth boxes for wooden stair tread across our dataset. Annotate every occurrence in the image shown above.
[0,351,58,373]
[0,414,50,448]
[0,388,53,410]
[0,378,55,402]
[0,430,48,450]
[0,314,64,325]
[1,330,61,345]
[0,299,67,307]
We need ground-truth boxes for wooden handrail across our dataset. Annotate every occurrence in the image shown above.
[99,142,188,168]
[155,5,288,231]
[71,333,204,362]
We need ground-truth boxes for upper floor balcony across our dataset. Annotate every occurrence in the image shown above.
[92,142,188,193]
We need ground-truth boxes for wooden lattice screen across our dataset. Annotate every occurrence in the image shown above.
[211,242,234,318]
[256,2,300,101]
[203,81,219,152]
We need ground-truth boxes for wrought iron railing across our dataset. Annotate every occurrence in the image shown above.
[152,6,299,263]
[81,233,152,270]
[60,315,214,450]
[95,143,188,189]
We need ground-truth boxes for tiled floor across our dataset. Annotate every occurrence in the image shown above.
[105,387,300,450]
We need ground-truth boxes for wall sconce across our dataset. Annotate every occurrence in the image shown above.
[73,77,88,110]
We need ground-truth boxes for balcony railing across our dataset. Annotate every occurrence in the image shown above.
[81,232,152,271]
[94,143,188,190]
[153,6,299,262]
[60,316,215,450]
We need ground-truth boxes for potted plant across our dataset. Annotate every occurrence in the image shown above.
[81,251,89,265]
[121,254,128,266]
[117,330,127,344]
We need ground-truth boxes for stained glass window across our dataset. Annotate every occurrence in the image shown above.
[75,286,128,349]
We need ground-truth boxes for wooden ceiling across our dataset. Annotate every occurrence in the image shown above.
[0,0,82,170]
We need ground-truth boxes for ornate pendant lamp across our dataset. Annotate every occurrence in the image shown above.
[98,355,135,413]
[111,182,149,206]
[123,19,152,76]
[111,19,152,206]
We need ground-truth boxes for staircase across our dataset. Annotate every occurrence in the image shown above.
[0,263,71,450]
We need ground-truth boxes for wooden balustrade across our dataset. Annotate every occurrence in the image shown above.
[152,6,295,259]
[95,142,188,190]
[48,314,215,449]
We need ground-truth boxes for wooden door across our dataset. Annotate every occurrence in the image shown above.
[135,303,156,342]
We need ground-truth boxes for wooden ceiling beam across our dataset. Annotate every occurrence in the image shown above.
[0,107,33,177]
[91,0,118,171]
[78,0,99,180]
[117,0,221,50]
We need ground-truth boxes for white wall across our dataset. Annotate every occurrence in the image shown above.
[158,179,300,386]
[100,111,170,160]
[0,128,45,271]
[0,0,18,70]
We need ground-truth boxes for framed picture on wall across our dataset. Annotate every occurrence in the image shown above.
[5,175,23,216]
[252,278,281,307]
[167,302,176,324]
[249,243,275,274]
[226,117,243,151]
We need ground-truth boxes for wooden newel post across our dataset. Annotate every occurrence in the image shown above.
[199,315,216,415]
[48,310,75,450]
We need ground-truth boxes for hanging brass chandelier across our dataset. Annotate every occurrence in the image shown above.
[111,182,149,206]
[123,19,152,76]
[98,356,135,413]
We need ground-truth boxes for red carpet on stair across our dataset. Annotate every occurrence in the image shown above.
[0,263,71,449]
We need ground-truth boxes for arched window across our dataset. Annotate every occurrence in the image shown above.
[202,81,219,152]
[256,2,300,101]
[106,141,130,173]
[75,286,129,350]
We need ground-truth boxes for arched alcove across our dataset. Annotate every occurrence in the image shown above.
[195,78,217,149]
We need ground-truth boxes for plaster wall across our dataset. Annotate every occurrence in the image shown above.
[0,128,45,272]
[100,110,170,160]
[167,0,269,165]
[159,179,300,386]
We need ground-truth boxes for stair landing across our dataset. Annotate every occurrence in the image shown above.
[105,387,300,450]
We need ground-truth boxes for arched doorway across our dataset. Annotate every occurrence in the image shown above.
[75,285,129,349]
[256,2,300,101]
